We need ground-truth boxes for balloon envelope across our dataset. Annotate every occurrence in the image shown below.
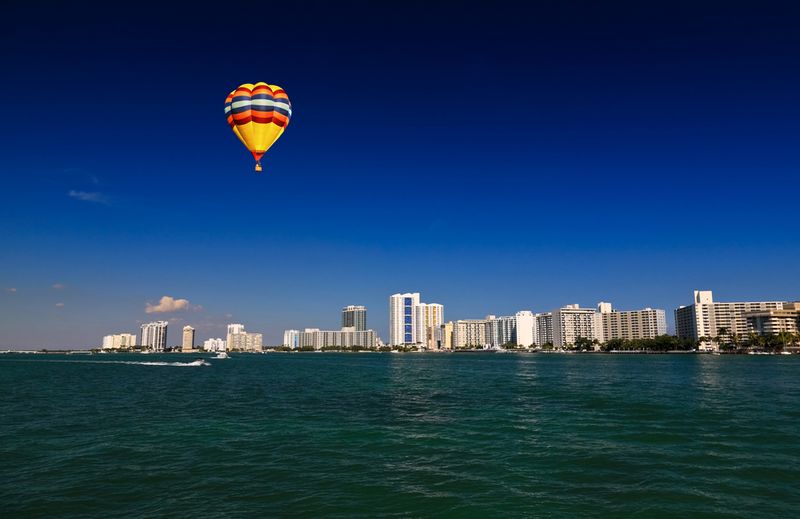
[224,82,291,169]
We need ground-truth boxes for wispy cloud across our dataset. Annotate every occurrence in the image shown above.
[55,302,65,308]
[52,283,66,290]
[145,296,193,314]
[68,190,110,205]
[5,287,16,293]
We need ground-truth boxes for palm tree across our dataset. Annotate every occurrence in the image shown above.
[776,331,794,352]
[728,331,742,352]
[716,327,729,349]
[746,332,761,352]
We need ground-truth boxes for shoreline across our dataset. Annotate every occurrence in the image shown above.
[1,349,795,356]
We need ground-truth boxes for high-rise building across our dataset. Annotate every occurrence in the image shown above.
[140,321,168,352]
[203,338,226,352]
[283,329,300,349]
[485,315,515,347]
[182,325,195,352]
[536,312,553,345]
[341,305,367,331]
[101,333,137,350]
[228,331,263,352]
[745,303,800,336]
[295,327,377,350]
[597,302,667,342]
[226,323,245,348]
[675,290,787,351]
[442,321,454,350]
[452,319,488,349]
[552,305,600,349]
[415,302,444,348]
[515,311,536,347]
[389,293,420,346]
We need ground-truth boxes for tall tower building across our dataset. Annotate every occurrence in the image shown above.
[414,302,444,346]
[140,321,168,352]
[226,323,245,348]
[389,293,420,346]
[182,325,195,352]
[342,305,367,331]
[515,311,535,347]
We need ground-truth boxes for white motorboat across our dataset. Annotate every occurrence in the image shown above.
[213,352,229,359]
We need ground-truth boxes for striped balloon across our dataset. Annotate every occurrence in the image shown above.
[225,82,292,172]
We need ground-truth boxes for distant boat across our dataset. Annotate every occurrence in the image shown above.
[213,352,229,359]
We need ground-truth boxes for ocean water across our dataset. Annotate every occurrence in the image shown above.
[1,353,799,518]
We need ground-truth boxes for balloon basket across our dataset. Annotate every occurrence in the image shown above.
[255,163,262,173]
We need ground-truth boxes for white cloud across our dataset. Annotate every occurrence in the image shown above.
[5,288,16,293]
[68,190,110,205]
[52,283,65,290]
[55,302,65,308]
[145,296,191,314]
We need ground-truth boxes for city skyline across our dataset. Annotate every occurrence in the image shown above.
[51,288,800,351]
[3,2,800,348]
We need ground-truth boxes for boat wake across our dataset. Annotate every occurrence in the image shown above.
[17,359,211,367]
[125,359,211,367]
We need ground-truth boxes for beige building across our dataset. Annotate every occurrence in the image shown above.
[675,290,787,351]
[597,302,666,342]
[228,332,263,352]
[452,319,487,349]
[415,303,444,346]
[101,333,137,349]
[296,327,377,350]
[745,303,800,336]
[552,305,601,349]
[182,325,195,352]
[442,321,454,350]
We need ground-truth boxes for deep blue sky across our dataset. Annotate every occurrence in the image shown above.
[2,1,799,348]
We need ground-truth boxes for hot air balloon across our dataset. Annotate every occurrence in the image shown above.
[224,82,292,172]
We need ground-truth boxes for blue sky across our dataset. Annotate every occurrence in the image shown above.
[2,1,800,348]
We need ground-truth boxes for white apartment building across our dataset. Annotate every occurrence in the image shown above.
[182,325,195,352]
[101,333,137,350]
[452,319,488,349]
[515,311,536,347]
[203,338,226,352]
[675,290,787,351]
[597,302,667,342]
[140,321,168,352]
[552,305,600,349]
[296,327,377,350]
[389,293,420,346]
[283,329,300,349]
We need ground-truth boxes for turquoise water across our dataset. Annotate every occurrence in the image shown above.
[1,353,799,517]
